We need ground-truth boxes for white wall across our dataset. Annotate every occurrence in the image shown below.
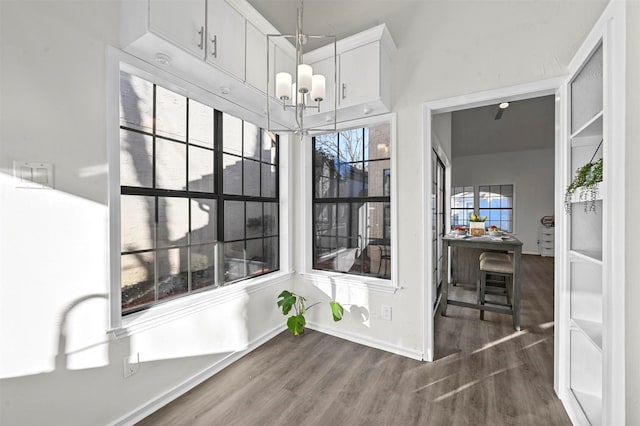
[452,149,554,254]
[292,0,606,358]
[0,0,613,424]
[626,1,640,423]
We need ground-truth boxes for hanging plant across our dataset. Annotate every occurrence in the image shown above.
[564,157,603,214]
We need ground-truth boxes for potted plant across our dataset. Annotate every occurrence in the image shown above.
[564,157,603,214]
[277,290,344,336]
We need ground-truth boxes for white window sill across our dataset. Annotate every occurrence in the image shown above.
[108,271,294,338]
[298,270,399,294]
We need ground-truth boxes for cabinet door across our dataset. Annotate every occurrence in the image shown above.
[245,22,267,93]
[206,0,245,79]
[150,0,206,58]
[309,55,338,113]
[339,42,380,108]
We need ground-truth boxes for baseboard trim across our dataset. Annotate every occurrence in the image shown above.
[111,324,286,426]
[307,321,424,361]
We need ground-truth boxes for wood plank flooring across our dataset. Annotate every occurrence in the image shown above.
[138,254,569,426]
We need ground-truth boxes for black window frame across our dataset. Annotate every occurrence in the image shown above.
[119,71,279,316]
[311,125,391,279]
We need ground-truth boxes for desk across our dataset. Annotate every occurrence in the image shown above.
[441,233,524,330]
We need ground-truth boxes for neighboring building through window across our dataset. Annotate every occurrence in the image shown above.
[312,123,391,279]
[450,184,513,232]
[119,71,279,315]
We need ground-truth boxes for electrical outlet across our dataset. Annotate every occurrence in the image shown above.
[381,305,392,321]
[123,353,139,378]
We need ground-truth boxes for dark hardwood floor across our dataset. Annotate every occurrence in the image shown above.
[138,254,569,426]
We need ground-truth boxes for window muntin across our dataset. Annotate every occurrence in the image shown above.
[450,184,514,232]
[119,71,279,315]
[312,124,391,279]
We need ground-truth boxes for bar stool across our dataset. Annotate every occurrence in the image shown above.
[478,255,514,320]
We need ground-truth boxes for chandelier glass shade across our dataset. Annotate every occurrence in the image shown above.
[266,0,337,135]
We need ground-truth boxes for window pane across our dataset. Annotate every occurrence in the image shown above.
[501,210,513,222]
[339,162,365,197]
[501,185,513,196]
[264,202,278,237]
[191,198,216,244]
[261,163,277,198]
[365,122,390,160]
[121,195,154,252]
[264,237,279,273]
[367,202,387,241]
[339,129,363,162]
[246,238,265,276]
[314,150,337,198]
[191,243,216,291]
[261,130,277,164]
[157,197,189,248]
[243,121,261,160]
[121,251,155,313]
[224,201,245,241]
[366,159,390,197]
[314,203,337,266]
[224,241,245,282]
[315,133,338,160]
[501,196,513,208]
[246,202,263,239]
[243,159,260,196]
[222,113,242,155]
[188,145,214,193]
[119,71,153,133]
[188,99,214,148]
[156,85,186,141]
[157,248,188,300]
[156,138,186,190]
[120,129,153,188]
[223,154,242,195]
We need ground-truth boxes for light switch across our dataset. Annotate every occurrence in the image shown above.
[14,160,53,189]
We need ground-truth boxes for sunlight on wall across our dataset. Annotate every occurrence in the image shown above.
[310,278,371,327]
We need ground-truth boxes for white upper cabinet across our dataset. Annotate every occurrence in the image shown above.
[149,0,206,58]
[339,42,380,108]
[304,24,396,126]
[245,21,268,93]
[206,0,246,80]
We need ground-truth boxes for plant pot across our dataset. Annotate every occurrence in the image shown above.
[469,221,485,236]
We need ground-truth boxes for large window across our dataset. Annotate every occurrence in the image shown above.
[450,184,513,232]
[312,124,391,278]
[119,71,278,315]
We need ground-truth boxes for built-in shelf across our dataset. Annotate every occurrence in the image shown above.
[571,389,603,426]
[570,318,603,351]
[571,110,603,141]
[569,249,603,264]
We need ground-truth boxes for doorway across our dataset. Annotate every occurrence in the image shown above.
[422,78,562,362]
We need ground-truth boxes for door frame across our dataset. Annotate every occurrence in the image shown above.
[421,77,564,362]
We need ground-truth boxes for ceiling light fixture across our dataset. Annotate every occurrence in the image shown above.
[499,102,510,109]
[266,0,337,136]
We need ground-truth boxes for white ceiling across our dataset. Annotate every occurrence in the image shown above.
[246,0,418,50]
[450,95,555,158]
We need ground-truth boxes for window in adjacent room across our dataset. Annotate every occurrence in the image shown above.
[450,184,513,232]
[312,123,391,279]
[119,71,279,315]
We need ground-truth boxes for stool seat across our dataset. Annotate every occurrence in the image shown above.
[479,251,511,263]
[480,257,514,274]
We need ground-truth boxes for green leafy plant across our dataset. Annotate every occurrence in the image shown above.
[277,290,344,336]
[565,158,603,214]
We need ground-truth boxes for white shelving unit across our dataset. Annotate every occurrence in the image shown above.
[557,2,626,425]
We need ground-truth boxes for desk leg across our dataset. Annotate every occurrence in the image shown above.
[441,241,449,316]
[512,246,522,331]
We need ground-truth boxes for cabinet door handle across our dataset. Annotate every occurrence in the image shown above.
[210,34,217,58]
[341,83,347,99]
[197,26,204,50]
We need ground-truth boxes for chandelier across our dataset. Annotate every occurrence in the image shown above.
[266,0,337,135]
